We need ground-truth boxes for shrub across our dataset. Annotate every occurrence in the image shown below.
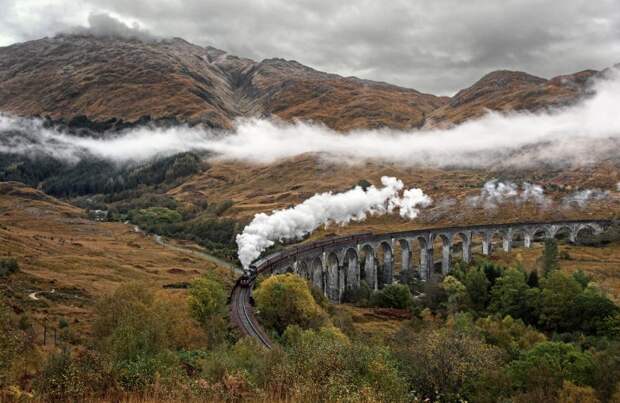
[395,323,504,401]
[188,275,227,346]
[0,258,19,277]
[254,274,329,334]
[476,315,546,359]
[509,342,596,393]
[370,284,414,309]
[341,281,372,305]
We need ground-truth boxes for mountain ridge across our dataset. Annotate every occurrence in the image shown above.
[0,34,605,132]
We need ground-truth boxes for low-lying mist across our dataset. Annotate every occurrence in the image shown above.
[1,69,620,169]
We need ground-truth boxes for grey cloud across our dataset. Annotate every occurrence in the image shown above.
[1,0,619,94]
[71,12,158,41]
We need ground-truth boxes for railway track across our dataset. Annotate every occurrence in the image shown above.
[230,278,273,349]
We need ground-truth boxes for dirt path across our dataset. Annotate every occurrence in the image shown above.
[131,224,243,275]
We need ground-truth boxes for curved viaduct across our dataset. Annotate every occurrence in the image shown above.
[230,219,613,346]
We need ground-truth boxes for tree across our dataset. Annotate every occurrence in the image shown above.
[526,270,539,288]
[489,268,539,324]
[188,275,228,345]
[464,267,491,312]
[370,283,414,309]
[542,239,559,276]
[509,342,595,395]
[440,276,467,313]
[254,274,329,334]
[395,324,504,401]
[476,315,546,359]
[539,271,582,331]
[572,269,591,289]
[572,285,619,335]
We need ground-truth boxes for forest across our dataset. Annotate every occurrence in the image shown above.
[2,238,620,402]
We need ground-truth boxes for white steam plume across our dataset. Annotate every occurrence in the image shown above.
[235,177,431,269]
[1,67,620,168]
[468,180,550,210]
[562,189,609,208]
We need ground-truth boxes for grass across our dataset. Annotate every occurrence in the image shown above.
[0,182,233,339]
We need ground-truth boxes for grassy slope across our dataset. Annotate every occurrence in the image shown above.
[0,182,233,338]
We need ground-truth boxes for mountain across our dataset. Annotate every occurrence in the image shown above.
[0,34,601,131]
[425,69,598,127]
[0,35,444,131]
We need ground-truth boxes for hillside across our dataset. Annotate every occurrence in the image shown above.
[0,34,604,131]
[0,35,445,131]
[425,69,599,127]
[0,182,232,336]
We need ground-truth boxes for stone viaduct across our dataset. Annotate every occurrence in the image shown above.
[252,220,612,303]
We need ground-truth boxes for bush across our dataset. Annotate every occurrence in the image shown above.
[93,283,204,366]
[395,323,504,401]
[370,284,414,309]
[340,281,372,305]
[476,315,546,359]
[188,275,227,346]
[254,274,329,334]
[0,258,19,277]
[509,342,596,394]
[35,350,115,401]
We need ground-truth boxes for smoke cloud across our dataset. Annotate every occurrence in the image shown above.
[562,189,609,208]
[467,180,550,210]
[1,68,620,169]
[235,176,431,269]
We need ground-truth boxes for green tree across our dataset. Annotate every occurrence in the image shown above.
[542,239,559,276]
[509,342,596,395]
[254,274,329,334]
[440,276,467,313]
[188,275,228,345]
[464,267,491,312]
[526,270,539,288]
[370,283,414,309]
[539,271,582,332]
[572,269,591,289]
[572,285,619,335]
[489,268,539,324]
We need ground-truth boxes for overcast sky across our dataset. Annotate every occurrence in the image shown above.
[1,0,619,95]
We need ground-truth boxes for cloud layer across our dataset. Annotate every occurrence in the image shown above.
[1,68,619,169]
[1,0,619,94]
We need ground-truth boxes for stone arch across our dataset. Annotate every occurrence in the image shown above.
[343,248,359,290]
[311,257,323,292]
[412,236,430,281]
[511,227,528,248]
[326,252,340,301]
[360,244,377,290]
[573,224,597,243]
[531,226,550,241]
[377,241,394,288]
[397,239,412,278]
[432,233,452,275]
[553,225,572,243]
[452,232,471,264]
